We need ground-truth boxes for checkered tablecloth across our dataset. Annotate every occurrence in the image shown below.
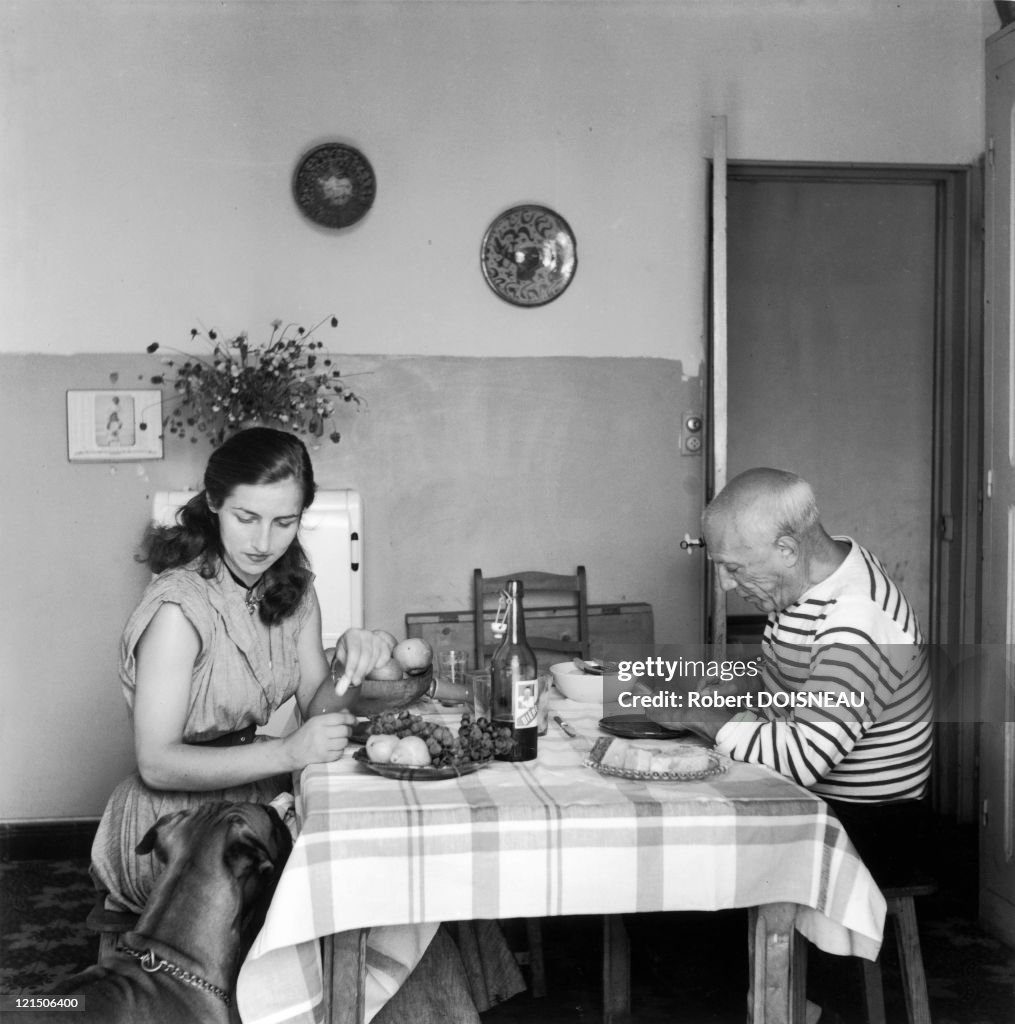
[236,697,886,1024]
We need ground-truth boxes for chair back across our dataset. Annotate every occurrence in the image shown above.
[472,567,590,669]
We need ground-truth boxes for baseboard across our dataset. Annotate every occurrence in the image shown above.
[0,819,99,862]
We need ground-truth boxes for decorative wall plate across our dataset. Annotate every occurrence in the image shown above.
[292,143,376,229]
[480,204,577,306]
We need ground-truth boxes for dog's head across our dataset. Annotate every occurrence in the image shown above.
[137,801,293,945]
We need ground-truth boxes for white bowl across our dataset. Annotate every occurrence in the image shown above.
[549,661,621,703]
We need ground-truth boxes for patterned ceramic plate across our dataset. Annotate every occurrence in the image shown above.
[352,747,487,781]
[480,204,577,306]
[292,142,376,229]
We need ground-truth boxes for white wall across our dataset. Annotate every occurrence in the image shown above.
[0,0,990,821]
[1,0,986,362]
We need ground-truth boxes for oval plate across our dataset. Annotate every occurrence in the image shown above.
[584,751,727,783]
[352,747,487,781]
[599,714,689,740]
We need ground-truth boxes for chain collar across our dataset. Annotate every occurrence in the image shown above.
[117,946,231,1006]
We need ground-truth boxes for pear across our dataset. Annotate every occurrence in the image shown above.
[389,736,432,767]
[365,734,399,764]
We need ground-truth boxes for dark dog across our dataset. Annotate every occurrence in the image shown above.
[33,801,292,1024]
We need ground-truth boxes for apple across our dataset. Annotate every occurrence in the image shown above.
[392,638,433,675]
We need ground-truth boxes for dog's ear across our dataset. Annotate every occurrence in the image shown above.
[224,810,282,881]
[136,809,190,860]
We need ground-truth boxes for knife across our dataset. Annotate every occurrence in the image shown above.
[553,715,594,754]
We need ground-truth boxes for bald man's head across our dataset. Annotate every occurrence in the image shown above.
[702,469,831,613]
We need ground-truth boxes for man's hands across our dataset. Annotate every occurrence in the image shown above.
[643,675,758,744]
[644,700,733,744]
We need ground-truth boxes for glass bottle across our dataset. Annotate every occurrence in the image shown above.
[490,579,539,762]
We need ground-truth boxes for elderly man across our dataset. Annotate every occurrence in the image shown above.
[655,467,933,882]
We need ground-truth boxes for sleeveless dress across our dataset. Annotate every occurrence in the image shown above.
[90,560,312,913]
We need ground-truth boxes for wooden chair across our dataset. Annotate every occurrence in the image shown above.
[859,879,937,1024]
[472,567,590,670]
[86,890,139,963]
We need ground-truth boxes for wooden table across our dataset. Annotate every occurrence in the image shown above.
[237,698,886,1024]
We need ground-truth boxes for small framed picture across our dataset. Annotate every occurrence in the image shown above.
[66,389,164,462]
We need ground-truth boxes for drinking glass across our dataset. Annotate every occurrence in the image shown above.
[465,667,492,720]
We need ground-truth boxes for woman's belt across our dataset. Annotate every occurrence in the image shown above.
[190,724,257,747]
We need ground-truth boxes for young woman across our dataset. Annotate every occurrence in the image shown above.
[91,427,525,1020]
[91,427,389,913]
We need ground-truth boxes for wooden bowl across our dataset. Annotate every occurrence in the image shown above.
[347,665,433,717]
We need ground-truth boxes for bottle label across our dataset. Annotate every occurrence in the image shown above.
[512,678,539,730]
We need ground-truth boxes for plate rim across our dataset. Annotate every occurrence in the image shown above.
[351,746,486,780]
[583,751,727,783]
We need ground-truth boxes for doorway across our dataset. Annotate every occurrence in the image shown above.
[708,161,979,819]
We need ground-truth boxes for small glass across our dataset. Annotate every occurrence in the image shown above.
[438,649,469,687]
[465,667,492,720]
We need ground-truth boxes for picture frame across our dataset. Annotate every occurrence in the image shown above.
[66,389,164,462]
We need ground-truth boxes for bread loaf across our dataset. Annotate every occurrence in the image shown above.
[590,736,712,776]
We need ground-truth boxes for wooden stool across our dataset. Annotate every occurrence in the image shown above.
[860,881,937,1024]
[85,891,139,964]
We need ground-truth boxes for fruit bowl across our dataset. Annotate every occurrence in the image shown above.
[346,665,433,717]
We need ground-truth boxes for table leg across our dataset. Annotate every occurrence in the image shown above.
[602,914,631,1024]
[747,903,807,1024]
[321,927,368,1024]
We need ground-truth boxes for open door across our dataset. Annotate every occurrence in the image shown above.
[980,21,1015,949]
[705,115,729,655]
[705,131,978,820]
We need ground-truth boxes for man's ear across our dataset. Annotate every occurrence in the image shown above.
[774,534,799,566]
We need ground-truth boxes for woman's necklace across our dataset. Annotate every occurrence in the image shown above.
[224,563,265,616]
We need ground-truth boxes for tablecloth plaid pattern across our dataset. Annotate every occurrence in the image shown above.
[237,698,886,1024]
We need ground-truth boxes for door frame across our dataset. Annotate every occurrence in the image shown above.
[706,158,982,821]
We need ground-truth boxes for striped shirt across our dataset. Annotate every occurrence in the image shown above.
[715,539,933,803]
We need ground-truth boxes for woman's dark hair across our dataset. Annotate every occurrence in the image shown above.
[139,427,317,624]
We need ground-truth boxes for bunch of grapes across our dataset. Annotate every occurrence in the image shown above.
[457,713,515,762]
[367,711,515,767]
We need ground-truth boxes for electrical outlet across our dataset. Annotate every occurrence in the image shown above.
[681,412,703,456]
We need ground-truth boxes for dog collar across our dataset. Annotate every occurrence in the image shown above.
[117,946,231,1006]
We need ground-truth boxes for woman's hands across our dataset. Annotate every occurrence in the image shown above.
[283,710,356,770]
[330,628,393,695]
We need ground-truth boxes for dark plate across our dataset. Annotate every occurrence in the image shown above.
[352,747,487,781]
[292,142,376,229]
[598,714,689,740]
